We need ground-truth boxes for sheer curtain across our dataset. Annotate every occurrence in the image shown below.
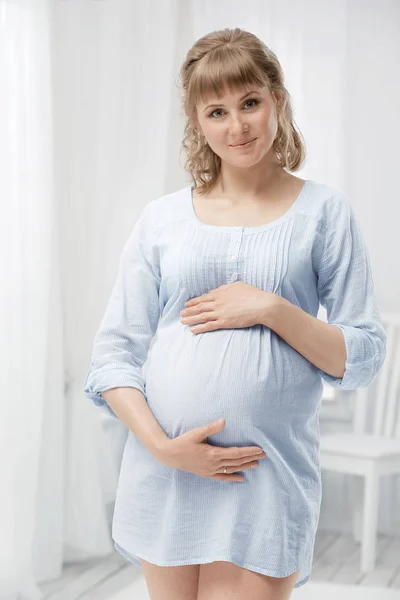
[2,0,397,597]
[1,1,118,598]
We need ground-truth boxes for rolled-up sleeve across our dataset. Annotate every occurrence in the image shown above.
[316,195,386,389]
[82,204,161,418]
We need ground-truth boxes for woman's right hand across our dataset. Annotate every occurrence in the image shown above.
[154,418,267,482]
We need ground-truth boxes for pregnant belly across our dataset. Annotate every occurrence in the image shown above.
[143,323,320,446]
[140,323,322,500]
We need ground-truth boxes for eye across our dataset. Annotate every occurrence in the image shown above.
[208,98,260,118]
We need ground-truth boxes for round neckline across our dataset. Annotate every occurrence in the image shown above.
[187,179,310,233]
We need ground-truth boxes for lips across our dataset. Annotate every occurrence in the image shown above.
[230,138,256,147]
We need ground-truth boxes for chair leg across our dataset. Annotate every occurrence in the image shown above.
[350,475,363,543]
[361,468,380,573]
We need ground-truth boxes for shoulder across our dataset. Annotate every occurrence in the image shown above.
[305,179,351,212]
[303,179,355,233]
[137,185,191,234]
[304,180,360,271]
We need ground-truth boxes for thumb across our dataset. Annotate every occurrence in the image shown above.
[193,418,225,441]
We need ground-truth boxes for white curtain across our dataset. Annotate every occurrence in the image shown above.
[2,0,398,597]
[1,1,118,598]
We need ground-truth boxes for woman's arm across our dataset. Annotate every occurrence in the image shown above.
[261,297,347,379]
[102,387,170,456]
[83,202,161,419]
[263,193,386,390]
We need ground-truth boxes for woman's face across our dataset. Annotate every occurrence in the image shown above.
[194,83,279,167]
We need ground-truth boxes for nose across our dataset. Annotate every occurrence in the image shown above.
[229,114,249,137]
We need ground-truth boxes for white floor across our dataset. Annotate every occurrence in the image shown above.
[110,578,400,600]
[293,582,400,600]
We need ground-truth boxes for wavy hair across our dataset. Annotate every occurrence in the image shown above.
[178,27,306,196]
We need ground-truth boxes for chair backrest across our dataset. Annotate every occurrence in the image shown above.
[353,312,400,438]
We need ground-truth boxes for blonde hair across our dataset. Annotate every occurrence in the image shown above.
[178,27,306,196]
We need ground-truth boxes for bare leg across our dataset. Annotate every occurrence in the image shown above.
[197,561,300,600]
[139,557,200,600]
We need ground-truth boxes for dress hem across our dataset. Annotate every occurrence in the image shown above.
[113,539,312,589]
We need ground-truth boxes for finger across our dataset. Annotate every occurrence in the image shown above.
[208,461,260,483]
[223,454,266,467]
[210,474,245,482]
[225,461,260,473]
[191,319,219,333]
[218,446,265,461]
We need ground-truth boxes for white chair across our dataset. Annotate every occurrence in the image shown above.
[319,312,400,574]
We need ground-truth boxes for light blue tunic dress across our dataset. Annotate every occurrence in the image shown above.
[83,179,386,588]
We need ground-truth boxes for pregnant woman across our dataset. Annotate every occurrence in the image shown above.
[83,27,386,600]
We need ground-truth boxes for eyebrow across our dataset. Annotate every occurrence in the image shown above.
[203,90,260,112]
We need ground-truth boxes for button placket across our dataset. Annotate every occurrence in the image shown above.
[228,228,243,280]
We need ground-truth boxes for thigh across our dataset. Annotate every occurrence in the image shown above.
[197,561,300,600]
[139,557,200,600]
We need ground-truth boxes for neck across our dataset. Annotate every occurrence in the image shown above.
[217,161,288,201]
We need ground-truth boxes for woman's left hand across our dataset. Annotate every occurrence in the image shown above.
[180,281,278,333]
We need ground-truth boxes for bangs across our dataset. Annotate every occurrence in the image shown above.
[189,46,268,108]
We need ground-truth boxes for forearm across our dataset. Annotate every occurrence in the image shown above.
[101,387,170,456]
[263,296,346,379]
